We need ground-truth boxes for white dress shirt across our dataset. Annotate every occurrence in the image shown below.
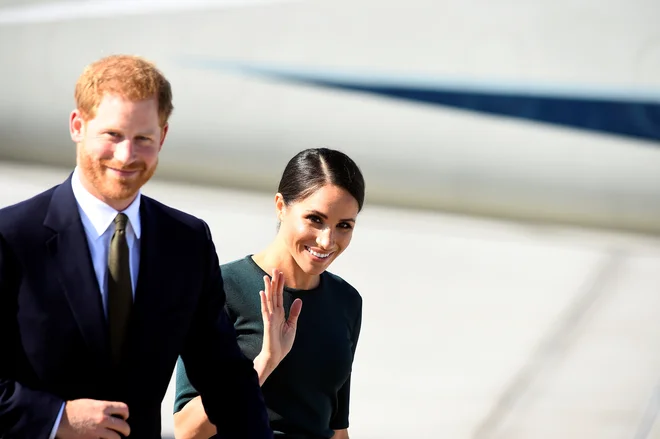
[70,166,141,308]
[49,167,142,438]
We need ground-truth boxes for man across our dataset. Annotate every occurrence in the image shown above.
[0,55,273,438]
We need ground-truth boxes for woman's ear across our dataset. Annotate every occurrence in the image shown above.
[275,193,286,222]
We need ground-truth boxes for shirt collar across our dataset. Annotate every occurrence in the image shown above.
[71,166,142,240]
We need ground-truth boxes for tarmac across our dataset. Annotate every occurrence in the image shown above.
[2,161,659,439]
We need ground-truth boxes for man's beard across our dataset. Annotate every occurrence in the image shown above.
[78,145,157,204]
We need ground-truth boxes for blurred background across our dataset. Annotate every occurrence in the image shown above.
[1,0,660,437]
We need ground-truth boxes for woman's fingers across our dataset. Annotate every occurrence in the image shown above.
[263,275,273,315]
[259,290,269,320]
[263,269,288,318]
[276,270,284,309]
[288,298,303,326]
[270,269,284,310]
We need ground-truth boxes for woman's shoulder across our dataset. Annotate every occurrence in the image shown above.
[220,255,261,281]
[323,271,363,334]
[322,271,362,304]
[220,254,253,270]
[220,255,263,304]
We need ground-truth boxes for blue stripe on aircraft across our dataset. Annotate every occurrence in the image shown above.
[182,59,660,144]
[304,80,660,143]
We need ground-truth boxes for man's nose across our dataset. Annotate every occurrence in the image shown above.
[113,140,135,163]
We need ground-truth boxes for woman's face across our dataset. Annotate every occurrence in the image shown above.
[277,184,360,276]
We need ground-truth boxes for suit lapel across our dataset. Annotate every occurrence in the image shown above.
[120,197,169,366]
[44,175,110,367]
[132,197,165,321]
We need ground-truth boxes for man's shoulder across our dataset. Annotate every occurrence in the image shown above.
[141,195,211,239]
[0,185,58,236]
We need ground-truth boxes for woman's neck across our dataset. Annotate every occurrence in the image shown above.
[252,241,320,290]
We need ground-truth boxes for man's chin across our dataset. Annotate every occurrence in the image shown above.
[91,167,154,203]
[99,182,141,201]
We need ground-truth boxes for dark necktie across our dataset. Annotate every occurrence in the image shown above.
[107,213,132,365]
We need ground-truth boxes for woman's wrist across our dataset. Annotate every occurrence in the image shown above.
[253,351,277,385]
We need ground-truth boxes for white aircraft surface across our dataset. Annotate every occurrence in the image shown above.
[0,0,659,234]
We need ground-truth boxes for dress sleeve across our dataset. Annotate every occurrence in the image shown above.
[330,297,363,430]
[172,355,199,413]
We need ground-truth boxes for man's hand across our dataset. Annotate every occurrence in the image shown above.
[56,399,130,439]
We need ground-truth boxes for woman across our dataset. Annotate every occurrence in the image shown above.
[173,147,365,439]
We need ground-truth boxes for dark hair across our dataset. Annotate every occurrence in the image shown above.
[278,147,365,212]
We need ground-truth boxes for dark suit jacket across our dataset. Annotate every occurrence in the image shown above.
[0,175,273,438]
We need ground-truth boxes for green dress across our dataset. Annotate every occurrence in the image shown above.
[174,255,362,439]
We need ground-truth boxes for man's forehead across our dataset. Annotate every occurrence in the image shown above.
[96,93,158,108]
[85,112,160,133]
[88,95,158,117]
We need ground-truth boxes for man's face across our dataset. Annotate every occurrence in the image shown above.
[70,94,168,210]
